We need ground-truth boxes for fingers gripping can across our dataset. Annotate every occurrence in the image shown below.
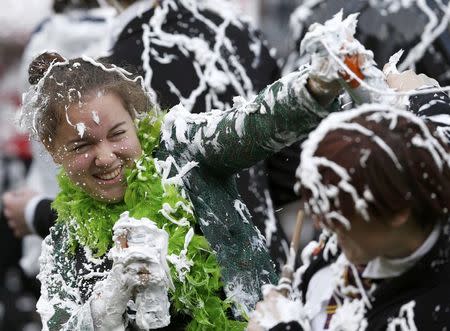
[113,211,174,329]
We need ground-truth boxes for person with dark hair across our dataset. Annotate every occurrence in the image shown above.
[248,105,450,330]
[269,0,450,241]
[247,10,450,330]
[22,45,344,330]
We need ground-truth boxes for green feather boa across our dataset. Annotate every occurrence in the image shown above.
[52,114,246,330]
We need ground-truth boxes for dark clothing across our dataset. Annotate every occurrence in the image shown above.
[38,69,340,330]
[0,209,22,283]
[268,91,450,330]
[108,3,279,113]
[410,89,450,143]
[270,220,450,330]
[0,156,41,330]
[287,0,450,86]
[107,1,287,263]
[33,199,57,239]
[271,0,450,208]
[0,156,31,282]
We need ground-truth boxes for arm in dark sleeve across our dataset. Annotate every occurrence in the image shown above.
[409,90,450,119]
[162,68,339,176]
[409,90,450,142]
[33,199,57,238]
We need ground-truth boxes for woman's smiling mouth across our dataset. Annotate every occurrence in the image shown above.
[94,166,123,182]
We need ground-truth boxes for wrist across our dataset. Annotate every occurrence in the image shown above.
[307,77,341,107]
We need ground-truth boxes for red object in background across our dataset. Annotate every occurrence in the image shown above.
[4,134,32,160]
[0,91,32,160]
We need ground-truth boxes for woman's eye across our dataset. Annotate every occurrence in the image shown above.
[112,130,126,138]
[72,144,90,153]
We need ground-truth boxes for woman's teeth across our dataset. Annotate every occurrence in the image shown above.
[97,167,121,180]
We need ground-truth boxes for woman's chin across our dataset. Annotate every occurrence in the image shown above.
[91,188,126,204]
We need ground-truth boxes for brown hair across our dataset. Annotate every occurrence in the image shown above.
[297,108,450,228]
[25,52,152,148]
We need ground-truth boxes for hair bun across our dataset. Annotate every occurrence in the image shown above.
[28,52,66,85]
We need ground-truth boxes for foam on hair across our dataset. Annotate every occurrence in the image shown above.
[28,52,67,85]
[296,105,450,228]
[20,52,156,147]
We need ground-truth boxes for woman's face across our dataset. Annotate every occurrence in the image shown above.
[51,92,142,203]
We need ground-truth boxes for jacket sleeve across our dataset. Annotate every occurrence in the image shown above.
[33,199,57,239]
[37,224,96,331]
[161,67,339,175]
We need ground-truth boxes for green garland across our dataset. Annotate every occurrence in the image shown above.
[52,114,246,330]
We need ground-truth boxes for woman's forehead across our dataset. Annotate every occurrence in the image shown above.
[67,93,128,120]
[57,95,130,139]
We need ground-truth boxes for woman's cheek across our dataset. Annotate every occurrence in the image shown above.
[121,138,142,162]
[65,153,94,179]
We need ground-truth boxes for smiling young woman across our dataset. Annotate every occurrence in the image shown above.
[21,50,344,331]
[51,92,142,203]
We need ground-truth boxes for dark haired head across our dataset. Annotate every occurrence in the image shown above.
[23,52,153,148]
[297,107,450,228]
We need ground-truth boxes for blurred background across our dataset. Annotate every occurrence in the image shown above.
[1,0,450,330]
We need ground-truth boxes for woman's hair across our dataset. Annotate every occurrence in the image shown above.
[297,106,450,228]
[23,52,152,148]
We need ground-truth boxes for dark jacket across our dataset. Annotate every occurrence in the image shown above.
[33,199,57,238]
[106,0,287,263]
[38,68,339,330]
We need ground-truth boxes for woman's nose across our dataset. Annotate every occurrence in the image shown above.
[94,143,117,168]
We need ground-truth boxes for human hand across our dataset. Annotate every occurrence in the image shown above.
[90,262,150,331]
[117,235,172,330]
[111,232,154,289]
[105,212,173,329]
[90,249,154,331]
[2,188,38,237]
[111,212,173,287]
[301,12,372,106]
[307,76,342,107]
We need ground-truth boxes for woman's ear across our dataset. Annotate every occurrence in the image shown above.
[389,209,411,228]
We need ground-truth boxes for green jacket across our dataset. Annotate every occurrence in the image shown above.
[37,68,337,330]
